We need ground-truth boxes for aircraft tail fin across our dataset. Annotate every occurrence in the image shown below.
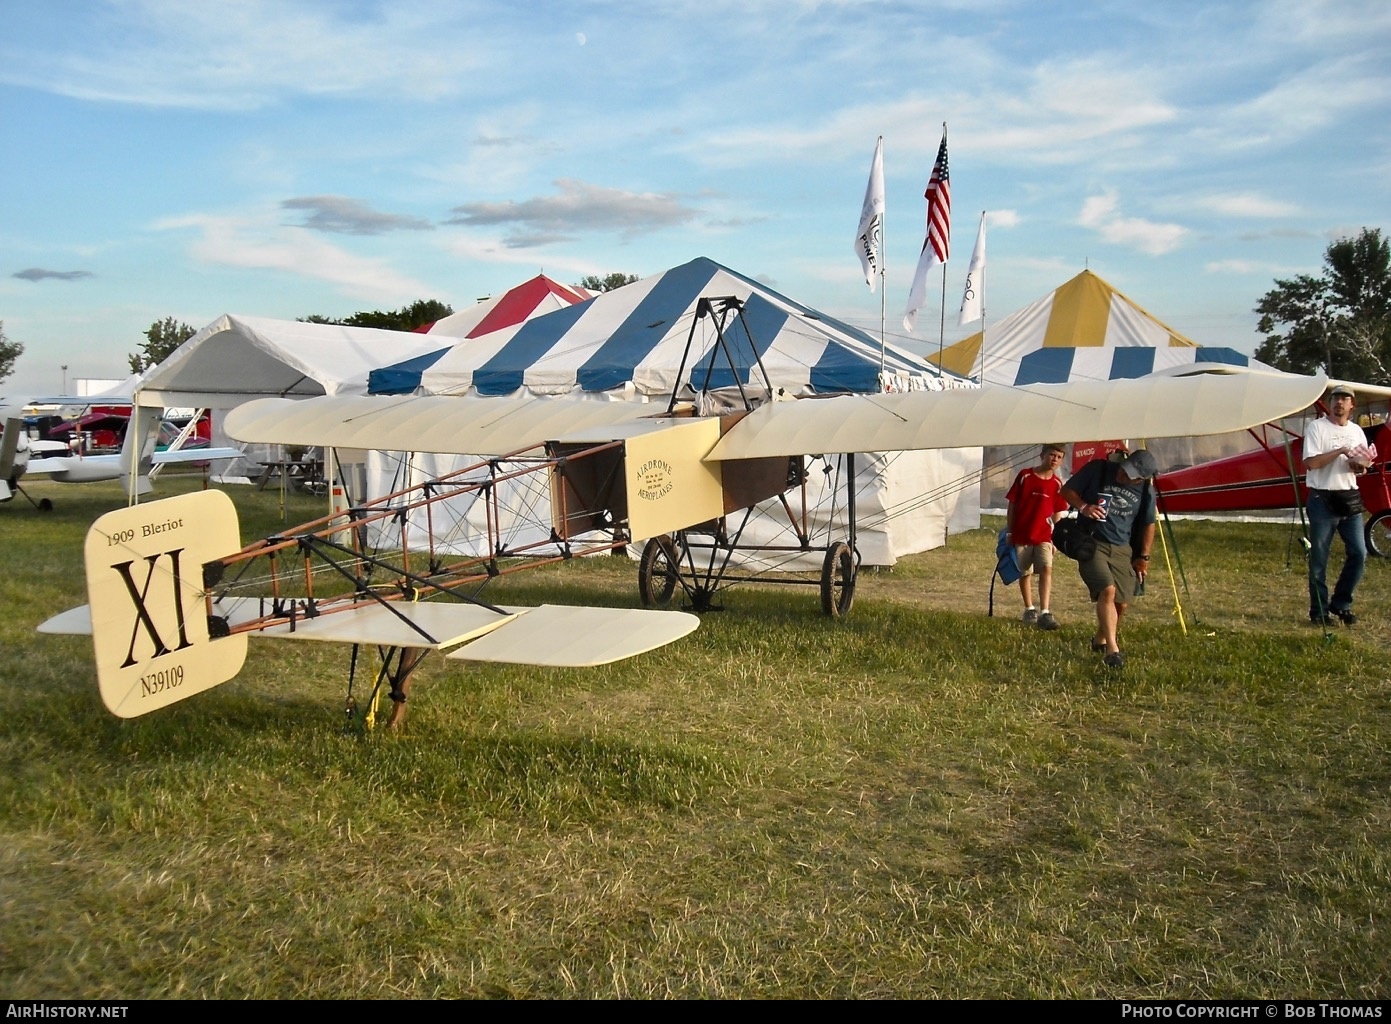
[118,407,161,500]
[0,414,22,482]
[85,489,247,718]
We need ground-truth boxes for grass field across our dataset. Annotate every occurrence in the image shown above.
[1,476,1387,998]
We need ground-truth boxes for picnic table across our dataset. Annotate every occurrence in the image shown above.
[255,458,325,494]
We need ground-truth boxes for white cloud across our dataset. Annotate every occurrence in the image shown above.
[1196,194,1300,218]
[0,0,481,109]
[682,57,1177,170]
[437,234,602,280]
[154,210,434,301]
[987,210,1020,229]
[1078,191,1187,256]
[1199,55,1391,149]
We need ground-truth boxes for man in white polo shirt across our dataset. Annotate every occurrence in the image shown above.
[1302,383,1372,626]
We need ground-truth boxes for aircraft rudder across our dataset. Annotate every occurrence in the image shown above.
[84,489,248,718]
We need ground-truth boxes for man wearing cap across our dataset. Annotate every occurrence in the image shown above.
[1060,449,1158,669]
[1302,384,1371,626]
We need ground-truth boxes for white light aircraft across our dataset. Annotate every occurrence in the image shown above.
[40,368,1326,729]
[1,407,242,509]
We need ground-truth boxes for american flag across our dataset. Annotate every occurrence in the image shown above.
[903,126,951,332]
[923,132,951,265]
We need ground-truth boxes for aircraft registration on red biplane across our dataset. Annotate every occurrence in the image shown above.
[41,368,1327,728]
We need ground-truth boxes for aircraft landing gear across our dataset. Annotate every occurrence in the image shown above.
[638,535,679,607]
[820,541,857,618]
[346,645,429,731]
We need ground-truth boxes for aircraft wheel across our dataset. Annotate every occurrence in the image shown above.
[39,498,53,512]
[820,541,856,618]
[1367,510,1391,558]
[638,535,679,606]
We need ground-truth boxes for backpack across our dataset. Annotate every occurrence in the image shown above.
[1053,460,1152,561]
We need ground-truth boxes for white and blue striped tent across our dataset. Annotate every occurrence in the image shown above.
[370,256,966,398]
[363,257,979,566]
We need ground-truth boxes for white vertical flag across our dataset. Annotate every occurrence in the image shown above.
[854,136,885,291]
[958,212,986,325]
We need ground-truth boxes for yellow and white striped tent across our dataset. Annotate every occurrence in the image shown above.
[930,269,1259,385]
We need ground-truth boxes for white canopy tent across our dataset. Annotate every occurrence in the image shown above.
[125,315,456,485]
[136,315,451,407]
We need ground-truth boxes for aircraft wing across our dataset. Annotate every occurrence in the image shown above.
[20,447,240,480]
[152,446,244,464]
[224,395,654,456]
[224,373,1328,464]
[706,372,1328,461]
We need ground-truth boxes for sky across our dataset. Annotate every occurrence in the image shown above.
[2,0,1389,399]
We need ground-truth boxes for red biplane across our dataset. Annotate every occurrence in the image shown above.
[1154,381,1391,556]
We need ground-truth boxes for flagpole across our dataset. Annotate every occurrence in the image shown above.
[854,134,887,386]
[958,210,987,382]
[977,211,987,382]
[880,178,887,387]
[901,123,948,348]
[978,252,987,382]
[878,136,886,386]
[937,265,947,366]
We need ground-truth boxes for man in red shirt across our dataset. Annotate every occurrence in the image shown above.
[1005,443,1069,630]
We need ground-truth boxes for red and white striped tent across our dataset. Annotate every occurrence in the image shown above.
[414,275,590,339]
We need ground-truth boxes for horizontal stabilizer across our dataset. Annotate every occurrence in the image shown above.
[37,605,94,635]
[256,601,516,649]
[39,596,265,638]
[447,604,700,667]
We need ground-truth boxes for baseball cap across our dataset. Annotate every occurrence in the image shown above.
[1121,448,1159,480]
[1329,384,1356,399]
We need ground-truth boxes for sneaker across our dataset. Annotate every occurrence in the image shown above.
[1090,637,1107,652]
[1103,651,1125,669]
[1332,609,1358,626]
[1037,612,1059,631]
[1022,608,1038,624]
[1310,613,1336,626]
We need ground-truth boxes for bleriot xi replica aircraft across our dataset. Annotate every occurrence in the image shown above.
[44,357,1326,729]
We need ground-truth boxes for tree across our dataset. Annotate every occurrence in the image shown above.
[0,321,22,385]
[575,272,639,293]
[1255,228,1391,384]
[129,317,196,374]
[298,299,453,332]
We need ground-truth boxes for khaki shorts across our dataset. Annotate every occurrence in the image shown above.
[1013,542,1055,576]
[1078,539,1141,603]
